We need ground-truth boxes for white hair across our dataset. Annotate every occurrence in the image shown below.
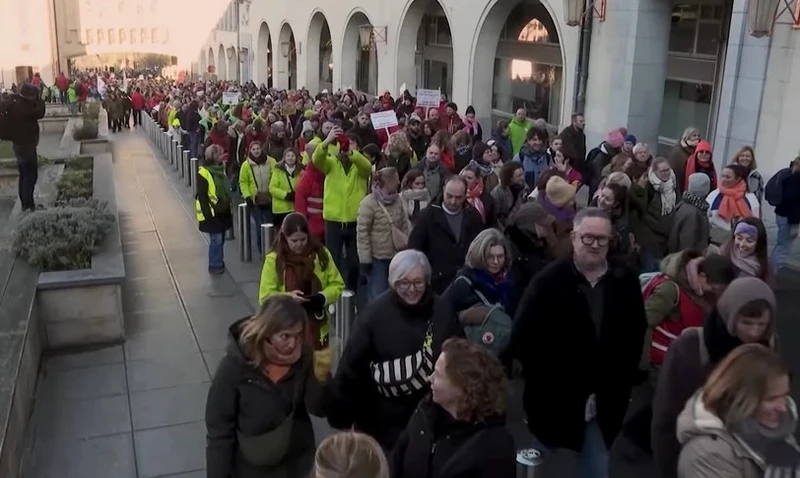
[388,250,431,289]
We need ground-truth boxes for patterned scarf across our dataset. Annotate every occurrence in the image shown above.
[682,191,709,213]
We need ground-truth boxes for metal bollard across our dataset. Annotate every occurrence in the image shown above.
[190,158,199,196]
[186,157,195,187]
[260,223,274,258]
[238,203,252,262]
[172,140,178,167]
[174,142,181,170]
[181,151,188,178]
[163,132,170,159]
[515,449,543,478]
[334,290,356,359]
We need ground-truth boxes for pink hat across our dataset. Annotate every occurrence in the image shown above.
[606,129,625,149]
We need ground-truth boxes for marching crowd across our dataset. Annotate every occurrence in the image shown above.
[4,71,800,477]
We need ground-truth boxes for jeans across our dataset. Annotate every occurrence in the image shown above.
[208,233,225,270]
[13,144,38,210]
[133,109,142,127]
[250,205,272,254]
[771,214,797,275]
[325,221,359,290]
[532,419,609,478]
[188,131,202,159]
[367,259,391,301]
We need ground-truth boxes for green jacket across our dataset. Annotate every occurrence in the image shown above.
[269,162,303,214]
[508,118,533,156]
[312,144,371,223]
[239,156,277,202]
[66,86,77,103]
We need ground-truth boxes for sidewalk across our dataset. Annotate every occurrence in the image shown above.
[22,131,330,478]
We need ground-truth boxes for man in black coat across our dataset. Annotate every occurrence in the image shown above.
[408,176,483,294]
[512,207,646,476]
[0,84,45,211]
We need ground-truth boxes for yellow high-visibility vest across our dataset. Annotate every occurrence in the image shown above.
[195,167,218,222]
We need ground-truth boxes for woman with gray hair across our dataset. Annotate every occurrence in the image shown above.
[441,229,514,356]
[328,249,463,451]
[668,127,701,195]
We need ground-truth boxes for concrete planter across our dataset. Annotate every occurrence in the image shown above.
[37,117,70,136]
[79,138,110,155]
[36,153,126,348]
[44,104,77,117]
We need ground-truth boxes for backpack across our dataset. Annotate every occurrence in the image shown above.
[765,168,790,207]
[455,276,513,356]
[0,100,15,142]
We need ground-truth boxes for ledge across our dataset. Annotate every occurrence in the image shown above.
[37,153,124,290]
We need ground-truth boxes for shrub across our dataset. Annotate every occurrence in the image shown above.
[13,198,115,271]
[82,102,101,121]
[56,159,93,202]
[72,120,99,140]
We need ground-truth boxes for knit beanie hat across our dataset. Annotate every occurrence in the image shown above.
[687,172,711,197]
[625,135,637,144]
[716,277,776,335]
[545,176,577,208]
[472,141,489,160]
[606,129,625,149]
[301,120,313,135]
[271,121,284,134]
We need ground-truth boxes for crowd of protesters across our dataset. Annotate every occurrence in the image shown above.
[14,71,800,477]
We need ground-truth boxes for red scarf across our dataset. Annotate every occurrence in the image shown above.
[717,180,751,222]
[466,180,486,223]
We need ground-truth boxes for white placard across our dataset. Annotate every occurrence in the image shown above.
[222,91,241,105]
[370,111,398,130]
[416,88,440,108]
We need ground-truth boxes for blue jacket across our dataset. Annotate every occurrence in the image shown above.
[513,145,549,190]
[491,132,513,162]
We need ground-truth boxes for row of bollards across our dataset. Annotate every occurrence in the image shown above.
[142,112,363,398]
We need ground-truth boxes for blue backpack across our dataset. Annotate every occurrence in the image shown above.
[456,276,513,356]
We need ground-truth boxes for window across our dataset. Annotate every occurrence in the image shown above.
[108,28,115,44]
[97,28,104,44]
[422,15,452,46]
[669,4,723,57]
[130,28,137,43]
[151,28,158,43]
[119,28,126,43]
[140,28,148,43]
[492,58,561,123]
[658,80,713,140]
[85,29,93,44]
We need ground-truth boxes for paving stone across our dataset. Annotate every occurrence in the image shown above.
[38,363,127,401]
[124,327,200,361]
[130,382,209,430]
[202,350,227,376]
[126,353,210,392]
[125,305,191,335]
[184,296,253,326]
[27,432,136,478]
[33,394,131,442]
[187,312,240,352]
[157,472,206,478]
[134,421,206,478]
[45,345,124,371]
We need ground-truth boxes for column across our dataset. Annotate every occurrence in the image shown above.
[583,0,671,148]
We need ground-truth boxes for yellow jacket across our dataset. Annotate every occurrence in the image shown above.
[239,157,277,201]
[258,248,344,309]
[269,162,303,214]
[312,144,372,223]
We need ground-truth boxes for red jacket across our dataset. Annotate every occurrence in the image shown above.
[55,74,69,91]
[644,274,705,365]
[244,129,268,151]
[131,92,145,110]
[295,164,325,241]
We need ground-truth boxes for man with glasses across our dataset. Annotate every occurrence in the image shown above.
[408,176,483,294]
[512,207,646,478]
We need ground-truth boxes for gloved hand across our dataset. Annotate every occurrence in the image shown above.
[304,293,326,314]
[360,262,373,276]
[285,191,295,202]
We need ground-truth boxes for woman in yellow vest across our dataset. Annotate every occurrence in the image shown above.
[259,213,344,360]
[196,145,233,274]
[269,148,304,231]
[238,141,276,255]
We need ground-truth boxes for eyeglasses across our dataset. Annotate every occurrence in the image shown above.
[578,234,611,247]
[396,279,426,291]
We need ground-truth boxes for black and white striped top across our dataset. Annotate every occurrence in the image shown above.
[369,345,434,398]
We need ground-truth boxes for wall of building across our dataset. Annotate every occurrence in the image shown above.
[0,0,57,87]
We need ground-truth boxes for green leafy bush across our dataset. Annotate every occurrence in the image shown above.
[72,120,99,141]
[12,198,115,271]
[56,157,94,201]
[82,102,101,121]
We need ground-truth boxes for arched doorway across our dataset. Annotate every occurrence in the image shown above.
[256,22,273,87]
[200,49,208,80]
[342,11,378,95]
[396,0,453,97]
[306,11,332,94]
[472,0,566,130]
[208,48,216,80]
[217,44,227,80]
[277,23,297,90]
[227,47,238,83]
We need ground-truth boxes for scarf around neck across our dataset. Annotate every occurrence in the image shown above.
[682,191,709,213]
[205,164,231,204]
[731,248,761,277]
[466,180,486,222]
[372,185,399,205]
[467,159,493,177]
[718,180,750,222]
[541,195,576,223]
[648,169,677,215]
[732,401,800,472]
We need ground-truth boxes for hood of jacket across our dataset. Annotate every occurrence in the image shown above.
[226,318,251,367]
[660,250,704,293]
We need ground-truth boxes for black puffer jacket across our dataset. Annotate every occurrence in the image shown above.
[1,94,45,146]
[390,396,516,478]
[328,290,464,451]
[205,319,330,478]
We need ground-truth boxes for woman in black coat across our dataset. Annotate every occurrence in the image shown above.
[390,338,516,478]
[205,295,331,478]
[328,250,464,451]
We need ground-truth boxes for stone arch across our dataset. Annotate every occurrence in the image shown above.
[306,10,332,94]
[227,46,238,83]
[208,47,216,80]
[200,49,208,80]
[277,22,297,90]
[342,10,378,95]
[256,22,273,87]
[217,44,227,80]
[395,0,454,96]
